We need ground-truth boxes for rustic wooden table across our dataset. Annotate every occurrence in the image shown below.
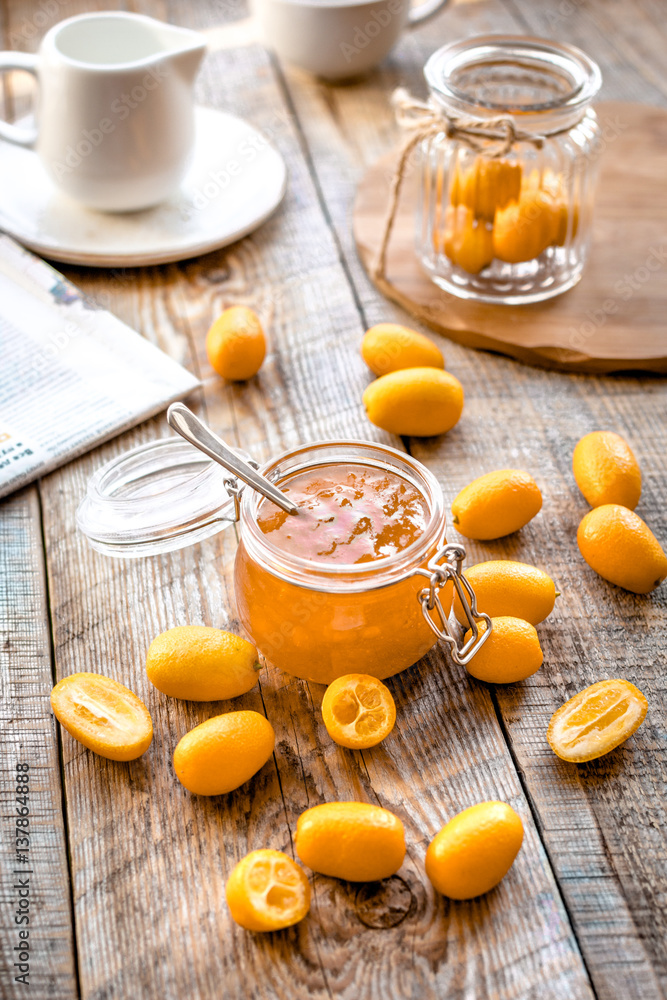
[1,1,666,998]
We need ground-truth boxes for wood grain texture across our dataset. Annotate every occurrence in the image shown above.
[353,101,667,372]
[0,0,665,999]
[37,18,592,999]
[410,360,667,1000]
[4,1,594,999]
[276,0,667,996]
[0,489,78,999]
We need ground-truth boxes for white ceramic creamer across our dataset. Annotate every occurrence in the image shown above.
[0,12,206,211]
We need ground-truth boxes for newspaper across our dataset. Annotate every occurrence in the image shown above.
[0,234,200,500]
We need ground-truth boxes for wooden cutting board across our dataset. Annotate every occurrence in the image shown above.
[353,101,667,373]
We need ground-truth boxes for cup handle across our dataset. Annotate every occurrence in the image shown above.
[408,0,449,26]
[0,52,38,147]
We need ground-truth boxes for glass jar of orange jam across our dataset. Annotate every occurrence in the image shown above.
[77,438,490,682]
[234,441,449,684]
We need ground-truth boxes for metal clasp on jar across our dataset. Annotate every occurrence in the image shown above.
[414,543,492,666]
[223,459,260,523]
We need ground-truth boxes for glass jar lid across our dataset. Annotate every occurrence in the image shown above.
[76,437,242,558]
[425,35,602,134]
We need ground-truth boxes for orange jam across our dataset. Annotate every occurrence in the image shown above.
[234,460,449,685]
[256,464,429,564]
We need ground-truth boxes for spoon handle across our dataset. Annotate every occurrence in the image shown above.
[167,403,298,515]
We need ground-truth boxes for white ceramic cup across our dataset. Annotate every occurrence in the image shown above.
[0,12,206,212]
[251,0,449,80]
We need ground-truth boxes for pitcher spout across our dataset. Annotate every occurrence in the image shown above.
[155,22,207,81]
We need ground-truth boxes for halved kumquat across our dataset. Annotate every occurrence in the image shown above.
[225,849,311,931]
[547,679,648,763]
[50,672,153,761]
[321,673,396,749]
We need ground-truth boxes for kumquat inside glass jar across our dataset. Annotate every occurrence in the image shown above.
[417,35,603,304]
[77,434,491,684]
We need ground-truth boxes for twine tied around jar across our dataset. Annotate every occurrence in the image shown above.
[371,87,546,288]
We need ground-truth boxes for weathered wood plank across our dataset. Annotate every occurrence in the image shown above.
[174,6,595,998]
[3,0,662,998]
[501,0,667,105]
[412,356,667,1000]
[41,17,591,1000]
[275,0,667,995]
[0,488,78,999]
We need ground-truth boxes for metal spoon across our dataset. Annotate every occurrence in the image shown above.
[167,403,299,516]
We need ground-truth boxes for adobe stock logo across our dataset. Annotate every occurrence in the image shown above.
[340,0,403,64]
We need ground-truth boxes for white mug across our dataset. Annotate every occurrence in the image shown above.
[0,12,206,212]
[251,0,449,81]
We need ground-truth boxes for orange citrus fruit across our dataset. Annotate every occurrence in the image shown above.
[573,431,641,510]
[451,469,542,540]
[361,324,444,376]
[547,679,648,762]
[321,674,396,749]
[146,625,260,701]
[577,504,667,593]
[454,560,556,626]
[225,849,310,931]
[450,156,521,221]
[522,167,577,246]
[173,710,275,796]
[363,367,464,437]
[441,205,494,273]
[206,305,266,381]
[493,189,560,263]
[425,801,524,899]
[463,617,543,684]
[295,802,405,882]
[50,673,153,762]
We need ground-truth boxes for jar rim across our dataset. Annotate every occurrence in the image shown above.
[425,35,601,129]
[240,439,446,593]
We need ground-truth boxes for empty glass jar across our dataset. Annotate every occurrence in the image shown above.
[418,36,602,304]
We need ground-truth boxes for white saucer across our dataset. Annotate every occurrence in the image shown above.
[0,106,287,267]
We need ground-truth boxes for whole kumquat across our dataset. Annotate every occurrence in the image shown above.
[451,469,542,540]
[577,505,667,593]
[425,801,524,900]
[573,431,641,509]
[441,205,494,274]
[363,367,464,437]
[463,617,543,684]
[206,305,266,381]
[146,625,260,701]
[173,710,275,796]
[453,561,556,626]
[361,323,444,376]
[295,802,405,882]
